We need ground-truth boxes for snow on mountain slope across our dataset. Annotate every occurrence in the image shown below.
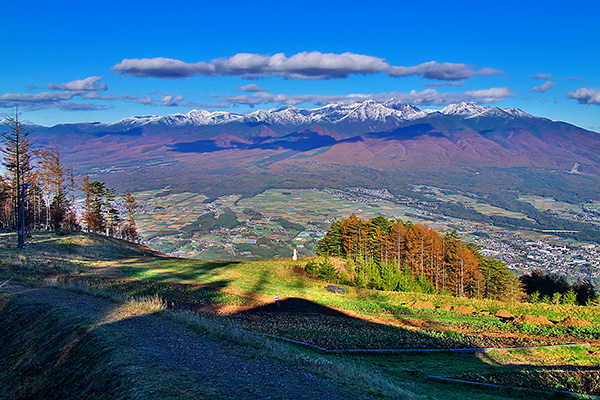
[79,101,546,132]
[335,100,407,123]
[441,102,489,117]
[503,107,535,119]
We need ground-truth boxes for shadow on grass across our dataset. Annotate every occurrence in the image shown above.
[48,274,260,312]
[228,297,487,351]
[118,259,241,282]
[227,297,600,397]
[26,272,600,398]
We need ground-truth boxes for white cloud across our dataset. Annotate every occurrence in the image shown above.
[0,91,81,110]
[161,93,184,107]
[111,52,503,81]
[46,76,108,91]
[531,80,556,93]
[389,61,502,81]
[52,103,109,111]
[238,84,265,92]
[220,87,515,108]
[134,96,154,105]
[566,88,600,105]
[0,90,108,111]
[424,81,468,87]
[530,73,552,80]
[111,58,214,78]
[463,87,515,103]
[81,92,118,100]
[220,95,264,106]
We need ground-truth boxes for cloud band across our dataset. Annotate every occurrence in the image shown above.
[111,52,502,81]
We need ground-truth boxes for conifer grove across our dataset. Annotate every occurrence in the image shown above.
[314,214,522,300]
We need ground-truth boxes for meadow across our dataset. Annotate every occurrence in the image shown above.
[2,231,600,398]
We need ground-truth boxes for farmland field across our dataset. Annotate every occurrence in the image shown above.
[132,186,530,260]
[134,187,452,260]
[130,186,600,291]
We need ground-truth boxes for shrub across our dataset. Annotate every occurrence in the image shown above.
[304,258,339,283]
[562,289,577,306]
[552,292,562,305]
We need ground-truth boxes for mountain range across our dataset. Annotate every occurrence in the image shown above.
[32,101,600,205]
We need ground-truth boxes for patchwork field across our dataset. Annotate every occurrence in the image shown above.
[133,187,449,260]
[130,187,600,292]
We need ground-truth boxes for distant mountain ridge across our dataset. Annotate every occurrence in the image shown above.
[31,101,600,204]
[53,100,535,130]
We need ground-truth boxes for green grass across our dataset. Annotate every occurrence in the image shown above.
[3,231,600,398]
[0,293,131,400]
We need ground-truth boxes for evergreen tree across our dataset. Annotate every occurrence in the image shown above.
[1,107,34,248]
[86,180,106,233]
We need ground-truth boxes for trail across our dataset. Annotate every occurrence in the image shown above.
[1,284,356,400]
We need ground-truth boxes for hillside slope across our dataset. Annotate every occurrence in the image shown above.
[0,284,356,400]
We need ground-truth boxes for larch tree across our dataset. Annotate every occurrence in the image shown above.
[104,187,120,236]
[37,146,79,233]
[37,146,65,231]
[121,190,139,242]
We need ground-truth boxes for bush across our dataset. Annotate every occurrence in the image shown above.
[305,258,339,283]
[552,292,562,305]
[562,289,577,306]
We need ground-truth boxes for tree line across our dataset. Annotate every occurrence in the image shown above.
[1,108,139,247]
[520,269,597,306]
[313,214,522,300]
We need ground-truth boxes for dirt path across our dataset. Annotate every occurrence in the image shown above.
[2,284,356,400]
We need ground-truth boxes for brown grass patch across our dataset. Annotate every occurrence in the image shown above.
[406,301,435,310]
[494,309,515,319]
[559,316,593,327]
[513,314,553,325]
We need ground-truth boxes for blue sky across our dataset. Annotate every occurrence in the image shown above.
[2,0,599,131]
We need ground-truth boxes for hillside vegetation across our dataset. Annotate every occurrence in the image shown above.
[2,231,600,398]
[314,214,521,300]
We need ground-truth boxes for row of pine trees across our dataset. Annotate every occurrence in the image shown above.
[314,214,522,300]
[1,108,139,245]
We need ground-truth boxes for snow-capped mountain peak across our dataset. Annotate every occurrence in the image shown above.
[441,102,488,117]
[503,107,534,119]
[186,109,243,125]
[113,100,538,130]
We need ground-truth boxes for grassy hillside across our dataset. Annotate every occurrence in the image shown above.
[2,231,600,398]
[0,294,130,400]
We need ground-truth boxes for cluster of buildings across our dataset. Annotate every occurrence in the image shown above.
[330,188,394,204]
[466,226,600,284]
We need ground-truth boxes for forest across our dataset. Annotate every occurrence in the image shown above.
[0,109,138,246]
[312,213,522,300]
